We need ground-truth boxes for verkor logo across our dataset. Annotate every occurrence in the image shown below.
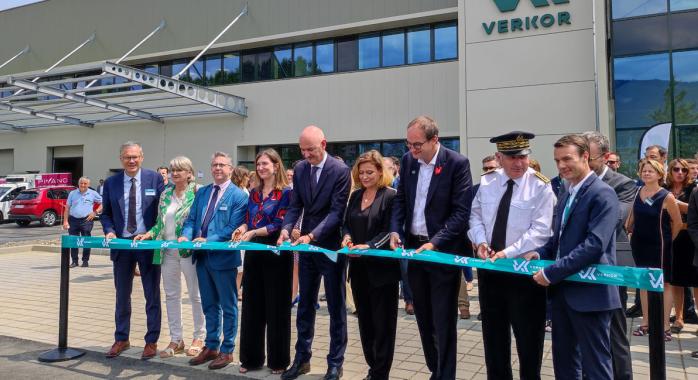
[484,0,571,35]
[493,0,570,13]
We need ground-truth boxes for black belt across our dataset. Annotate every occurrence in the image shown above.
[408,233,430,243]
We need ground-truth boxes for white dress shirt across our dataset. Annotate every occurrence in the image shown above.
[410,144,440,236]
[204,179,232,214]
[312,152,328,182]
[122,169,146,237]
[468,168,555,258]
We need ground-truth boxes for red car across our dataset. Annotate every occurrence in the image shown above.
[9,186,76,227]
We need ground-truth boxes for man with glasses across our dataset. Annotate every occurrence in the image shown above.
[607,152,621,172]
[390,115,473,380]
[279,126,351,380]
[180,152,248,370]
[101,141,164,360]
[582,131,635,380]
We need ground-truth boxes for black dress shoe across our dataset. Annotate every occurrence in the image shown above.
[81,262,89,267]
[281,361,310,380]
[692,350,698,358]
[626,304,642,318]
[69,262,78,268]
[323,366,343,380]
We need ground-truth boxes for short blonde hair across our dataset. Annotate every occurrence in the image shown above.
[169,156,195,183]
[638,158,665,186]
[351,150,393,190]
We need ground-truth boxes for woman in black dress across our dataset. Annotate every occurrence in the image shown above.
[626,158,682,340]
[664,159,698,333]
[341,150,400,380]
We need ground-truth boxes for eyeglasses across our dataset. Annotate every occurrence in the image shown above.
[607,160,618,165]
[120,155,141,162]
[405,140,429,150]
[672,167,689,174]
[482,166,498,172]
[211,163,230,168]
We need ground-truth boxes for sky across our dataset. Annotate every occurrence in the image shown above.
[0,0,43,12]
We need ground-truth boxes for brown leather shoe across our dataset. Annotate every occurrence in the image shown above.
[208,352,234,370]
[105,340,130,358]
[459,307,471,319]
[141,342,157,360]
[189,347,219,366]
[405,303,415,315]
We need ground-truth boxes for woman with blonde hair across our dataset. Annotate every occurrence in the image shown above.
[341,150,399,380]
[626,158,682,341]
[232,148,293,374]
[135,156,205,358]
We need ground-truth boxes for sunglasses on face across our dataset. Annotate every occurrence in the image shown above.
[673,167,688,173]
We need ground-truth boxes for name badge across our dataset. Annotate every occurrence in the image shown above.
[219,205,228,211]
[145,189,156,196]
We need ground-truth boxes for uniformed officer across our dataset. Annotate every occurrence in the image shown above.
[467,131,555,380]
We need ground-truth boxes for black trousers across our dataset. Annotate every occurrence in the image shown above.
[351,275,399,380]
[478,269,546,380]
[239,249,294,370]
[68,216,93,263]
[406,235,461,380]
[610,307,633,380]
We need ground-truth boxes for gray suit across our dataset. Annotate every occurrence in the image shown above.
[600,168,636,380]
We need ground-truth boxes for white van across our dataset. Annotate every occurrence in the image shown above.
[0,183,31,222]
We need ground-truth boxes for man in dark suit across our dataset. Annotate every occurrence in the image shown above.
[278,125,351,380]
[582,131,635,380]
[180,151,248,370]
[390,115,473,380]
[101,141,164,360]
[528,134,621,379]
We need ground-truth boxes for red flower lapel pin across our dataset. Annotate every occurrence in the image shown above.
[434,166,443,175]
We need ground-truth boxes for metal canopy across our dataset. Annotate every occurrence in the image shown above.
[0,61,247,133]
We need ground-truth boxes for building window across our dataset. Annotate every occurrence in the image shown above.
[258,51,273,81]
[189,60,204,85]
[612,0,667,19]
[358,33,380,69]
[671,0,698,11]
[407,25,431,64]
[381,30,405,67]
[241,53,256,82]
[223,53,241,84]
[337,37,358,72]
[673,50,698,125]
[205,54,222,85]
[315,40,335,74]
[172,59,188,80]
[434,22,457,60]
[273,45,293,79]
[294,43,313,77]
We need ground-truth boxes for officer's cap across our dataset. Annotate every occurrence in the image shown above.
[489,131,535,156]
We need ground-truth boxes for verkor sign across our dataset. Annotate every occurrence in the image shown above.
[483,0,572,35]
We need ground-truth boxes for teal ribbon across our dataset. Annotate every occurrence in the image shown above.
[61,235,664,291]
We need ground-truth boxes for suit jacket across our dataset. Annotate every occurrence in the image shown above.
[536,173,621,312]
[601,169,637,242]
[283,155,351,251]
[101,169,164,259]
[390,146,473,255]
[181,182,248,270]
[344,187,401,287]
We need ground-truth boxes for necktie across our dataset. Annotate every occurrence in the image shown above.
[200,185,220,238]
[490,179,515,252]
[310,166,319,193]
[127,177,137,234]
[561,192,574,228]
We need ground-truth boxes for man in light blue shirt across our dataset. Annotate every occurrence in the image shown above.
[63,177,102,268]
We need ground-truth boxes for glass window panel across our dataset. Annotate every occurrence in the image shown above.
[241,53,256,82]
[407,25,431,64]
[189,60,204,85]
[382,30,405,67]
[158,62,172,77]
[172,59,188,81]
[672,50,698,125]
[434,23,457,60]
[337,37,358,72]
[440,138,461,153]
[294,43,313,77]
[273,45,293,79]
[205,55,222,85]
[315,40,335,74]
[327,143,357,166]
[612,0,667,19]
[672,0,698,10]
[612,15,669,56]
[381,141,406,158]
[359,142,381,154]
[615,128,648,177]
[677,126,698,158]
[358,33,380,69]
[223,53,240,84]
[613,53,671,130]
[258,51,272,80]
[670,10,698,50]
[113,75,131,92]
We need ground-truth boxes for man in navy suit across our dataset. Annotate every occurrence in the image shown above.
[527,134,621,380]
[101,141,164,360]
[180,151,248,370]
[390,115,473,380]
[279,126,351,380]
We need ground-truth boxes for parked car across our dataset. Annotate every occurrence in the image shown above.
[9,186,76,227]
[0,184,28,222]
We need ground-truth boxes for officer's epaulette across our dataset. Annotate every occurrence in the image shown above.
[534,171,550,184]
[482,171,496,176]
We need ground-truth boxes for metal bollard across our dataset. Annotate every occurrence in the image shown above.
[647,290,665,380]
[38,246,85,362]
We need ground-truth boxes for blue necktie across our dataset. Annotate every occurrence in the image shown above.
[200,185,220,238]
[561,192,574,228]
[310,166,319,193]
